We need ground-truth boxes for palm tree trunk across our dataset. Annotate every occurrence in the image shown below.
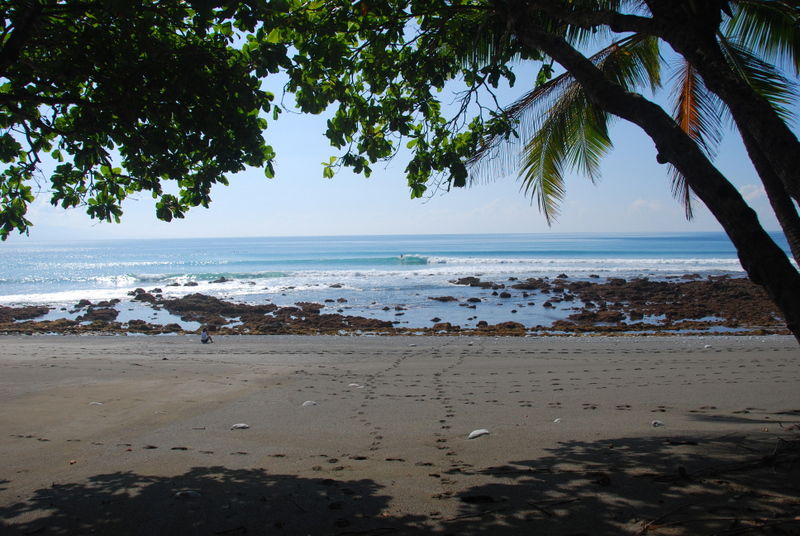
[739,128,800,267]
[517,25,800,342]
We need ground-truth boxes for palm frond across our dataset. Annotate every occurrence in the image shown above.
[466,34,660,223]
[669,58,724,157]
[725,0,800,74]
[518,85,610,223]
[718,33,798,122]
[455,12,517,70]
[666,58,727,220]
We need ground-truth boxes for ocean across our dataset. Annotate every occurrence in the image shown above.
[0,232,790,331]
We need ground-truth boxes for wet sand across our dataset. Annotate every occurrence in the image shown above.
[1,335,799,535]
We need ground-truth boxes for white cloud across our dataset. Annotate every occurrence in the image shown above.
[739,184,766,202]
[629,199,662,212]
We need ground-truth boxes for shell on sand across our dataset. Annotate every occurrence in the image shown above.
[467,429,490,439]
[230,423,250,430]
[301,400,318,407]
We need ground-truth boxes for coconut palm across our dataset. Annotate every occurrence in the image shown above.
[466,0,800,263]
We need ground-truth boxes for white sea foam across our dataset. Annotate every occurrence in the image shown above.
[424,256,744,274]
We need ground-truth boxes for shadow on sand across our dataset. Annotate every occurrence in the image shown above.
[441,432,800,535]
[1,433,798,535]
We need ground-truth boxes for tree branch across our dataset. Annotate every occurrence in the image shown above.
[520,0,662,36]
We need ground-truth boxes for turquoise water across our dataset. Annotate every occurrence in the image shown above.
[0,232,790,329]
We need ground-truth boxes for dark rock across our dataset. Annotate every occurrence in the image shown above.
[450,277,503,289]
[0,305,50,323]
[127,319,153,331]
[487,321,526,334]
[78,308,119,322]
[511,278,551,291]
[429,296,458,302]
[451,276,481,286]
[132,291,157,303]
[296,302,324,313]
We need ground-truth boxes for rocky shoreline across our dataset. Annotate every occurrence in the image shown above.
[0,274,788,337]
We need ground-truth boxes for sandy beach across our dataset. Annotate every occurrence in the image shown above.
[1,334,798,535]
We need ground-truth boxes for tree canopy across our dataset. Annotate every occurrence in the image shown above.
[2,0,800,339]
[1,0,286,235]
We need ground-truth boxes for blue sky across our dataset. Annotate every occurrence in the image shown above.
[14,54,797,242]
